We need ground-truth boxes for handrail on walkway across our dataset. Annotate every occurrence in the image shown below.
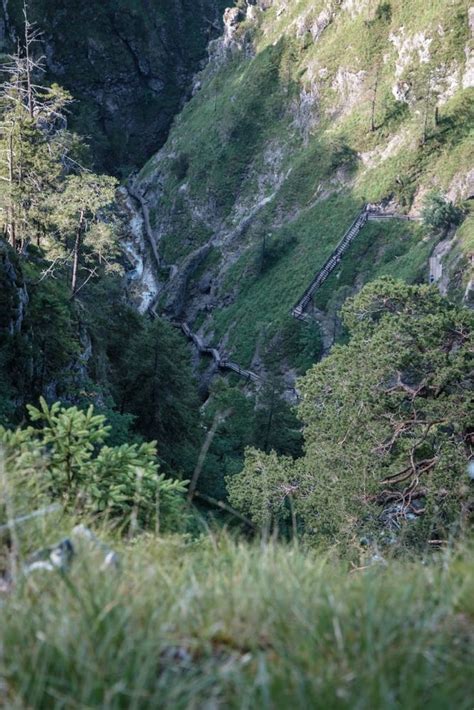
[154,204,408,381]
[291,205,371,320]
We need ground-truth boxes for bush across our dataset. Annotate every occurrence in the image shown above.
[170,153,190,182]
[0,398,189,533]
[375,2,392,22]
[422,191,464,234]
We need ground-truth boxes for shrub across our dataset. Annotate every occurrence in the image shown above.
[170,153,190,182]
[422,191,464,234]
[375,2,392,23]
[0,398,189,532]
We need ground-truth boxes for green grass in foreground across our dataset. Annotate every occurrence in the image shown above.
[1,535,473,708]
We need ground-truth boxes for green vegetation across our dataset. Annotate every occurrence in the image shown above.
[205,213,431,369]
[0,26,202,481]
[229,279,473,548]
[2,276,471,705]
[422,191,465,235]
[0,4,472,705]
[313,219,432,313]
[1,399,187,533]
[0,533,473,708]
[90,308,201,477]
[209,195,361,367]
[0,251,203,478]
[137,0,473,367]
[0,247,80,417]
[0,22,118,287]
[197,378,302,502]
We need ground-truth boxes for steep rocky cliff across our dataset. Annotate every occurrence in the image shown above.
[128,0,473,375]
[1,0,230,173]
[0,242,28,336]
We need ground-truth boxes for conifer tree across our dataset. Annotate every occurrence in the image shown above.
[229,279,473,548]
[0,5,73,251]
[46,173,118,296]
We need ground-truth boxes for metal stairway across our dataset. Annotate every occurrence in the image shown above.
[292,206,370,321]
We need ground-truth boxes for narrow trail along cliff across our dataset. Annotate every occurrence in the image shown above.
[130,188,419,385]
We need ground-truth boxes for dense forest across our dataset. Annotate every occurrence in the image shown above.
[0,1,473,707]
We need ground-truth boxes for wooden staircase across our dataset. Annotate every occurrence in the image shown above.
[292,206,370,322]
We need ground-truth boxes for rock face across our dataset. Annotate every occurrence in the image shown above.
[0,242,28,336]
[126,1,473,375]
[1,0,229,173]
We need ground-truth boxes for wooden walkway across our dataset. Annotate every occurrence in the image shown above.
[134,186,409,384]
[292,207,369,321]
[180,322,260,383]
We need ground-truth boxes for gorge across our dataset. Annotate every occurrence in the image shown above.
[0,4,473,705]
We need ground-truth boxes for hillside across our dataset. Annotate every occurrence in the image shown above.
[128,0,474,375]
[0,3,473,706]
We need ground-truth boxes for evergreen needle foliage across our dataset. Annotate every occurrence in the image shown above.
[0,398,188,532]
[229,279,473,549]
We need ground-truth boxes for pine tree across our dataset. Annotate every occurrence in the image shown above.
[230,279,473,548]
[46,173,118,296]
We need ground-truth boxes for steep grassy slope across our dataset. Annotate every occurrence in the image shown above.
[1,0,229,173]
[133,0,473,370]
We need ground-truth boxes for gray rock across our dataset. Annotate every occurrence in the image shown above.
[23,526,119,577]
[24,539,74,574]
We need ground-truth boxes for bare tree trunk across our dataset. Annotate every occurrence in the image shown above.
[192,491,255,528]
[71,210,84,296]
[24,3,34,118]
[289,494,298,543]
[370,66,380,132]
[188,408,232,501]
[6,132,17,249]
